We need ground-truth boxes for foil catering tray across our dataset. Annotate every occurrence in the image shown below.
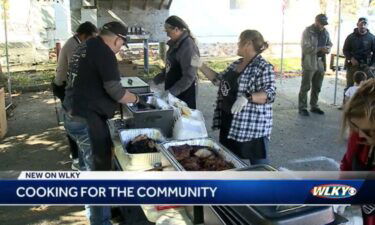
[158,138,247,171]
[118,128,165,170]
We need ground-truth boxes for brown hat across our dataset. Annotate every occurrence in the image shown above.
[102,21,129,48]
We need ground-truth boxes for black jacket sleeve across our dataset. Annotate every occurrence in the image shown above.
[371,34,375,66]
[95,48,126,101]
[343,34,353,60]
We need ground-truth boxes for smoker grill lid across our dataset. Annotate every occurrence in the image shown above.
[121,77,149,88]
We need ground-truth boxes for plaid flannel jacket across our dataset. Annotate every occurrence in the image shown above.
[212,55,276,142]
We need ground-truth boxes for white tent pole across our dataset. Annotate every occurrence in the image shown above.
[280,0,285,84]
[280,10,285,84]
[3,0,12,109]
[333,0,341,105]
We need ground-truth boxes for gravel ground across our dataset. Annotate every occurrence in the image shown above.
[0,73,357,224]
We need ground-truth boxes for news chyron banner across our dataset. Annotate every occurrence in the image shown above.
[0,171,374,205]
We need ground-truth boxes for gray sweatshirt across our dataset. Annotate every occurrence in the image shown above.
[166,32,200,96]
[54,36,80,86]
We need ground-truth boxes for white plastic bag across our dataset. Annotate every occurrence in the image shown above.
[173,110,208,140]
[155,209,193,225]
[149,96,170,110]
[153,91,187,121]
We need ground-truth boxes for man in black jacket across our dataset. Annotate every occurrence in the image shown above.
[64,21,139,171]
[343,17,375,89]
[63,21,139,225]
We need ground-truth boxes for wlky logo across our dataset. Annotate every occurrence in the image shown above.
[311,184,357,199]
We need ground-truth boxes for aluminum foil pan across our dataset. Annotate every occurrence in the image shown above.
[118,128,166,168]
[127,94,172,112]
[158,138,247,171]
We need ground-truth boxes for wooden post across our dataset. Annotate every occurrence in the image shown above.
[0,88,7,138]
[143,0,149,10]
[167,0,173,9]
[56,42,61,62]
[159,0,166,9]
[159,42,166,62]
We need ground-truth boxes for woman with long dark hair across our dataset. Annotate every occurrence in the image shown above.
[154,15,200,109]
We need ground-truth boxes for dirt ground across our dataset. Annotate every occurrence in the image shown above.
[0,91,88,225]
[0,74,354,224]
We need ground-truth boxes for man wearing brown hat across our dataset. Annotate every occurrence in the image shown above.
[298,14,332,116]
[343,17,375,97]
[63,21,139,224]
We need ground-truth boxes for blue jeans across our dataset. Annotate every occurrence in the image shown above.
[63,112,112,225]
[63,113,93,171]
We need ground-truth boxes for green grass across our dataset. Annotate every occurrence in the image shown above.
[8,62,57,73]
[203,57,301,74]
[267,57,301,72]
[206,59,234,73]
[6,70,54,89]
[139,65,162,82]
[197,57,301,80]
[3,57,302,91]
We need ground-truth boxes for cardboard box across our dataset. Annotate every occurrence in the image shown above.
[0,88,7,138]
[118,62,139,77]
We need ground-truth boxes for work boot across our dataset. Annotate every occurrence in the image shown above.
[299,109,309,116]
[310,108,325,115]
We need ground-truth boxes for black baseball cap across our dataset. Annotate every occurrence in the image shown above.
[102,21,129,48]
[315,14,328,25]
[358,17,368,24]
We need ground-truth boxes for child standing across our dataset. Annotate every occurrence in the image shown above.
[344,71,367,103]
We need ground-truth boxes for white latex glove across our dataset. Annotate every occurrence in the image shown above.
[333,205,348,215]
[190,54,203,68]
[231,95,248,114]
[160,90,171,100]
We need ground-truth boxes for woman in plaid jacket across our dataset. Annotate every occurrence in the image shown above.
[199,30,276,165]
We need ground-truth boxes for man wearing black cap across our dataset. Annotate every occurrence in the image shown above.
[343,17,375,93]
[63,21,139,225]
[298,14,332,116]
